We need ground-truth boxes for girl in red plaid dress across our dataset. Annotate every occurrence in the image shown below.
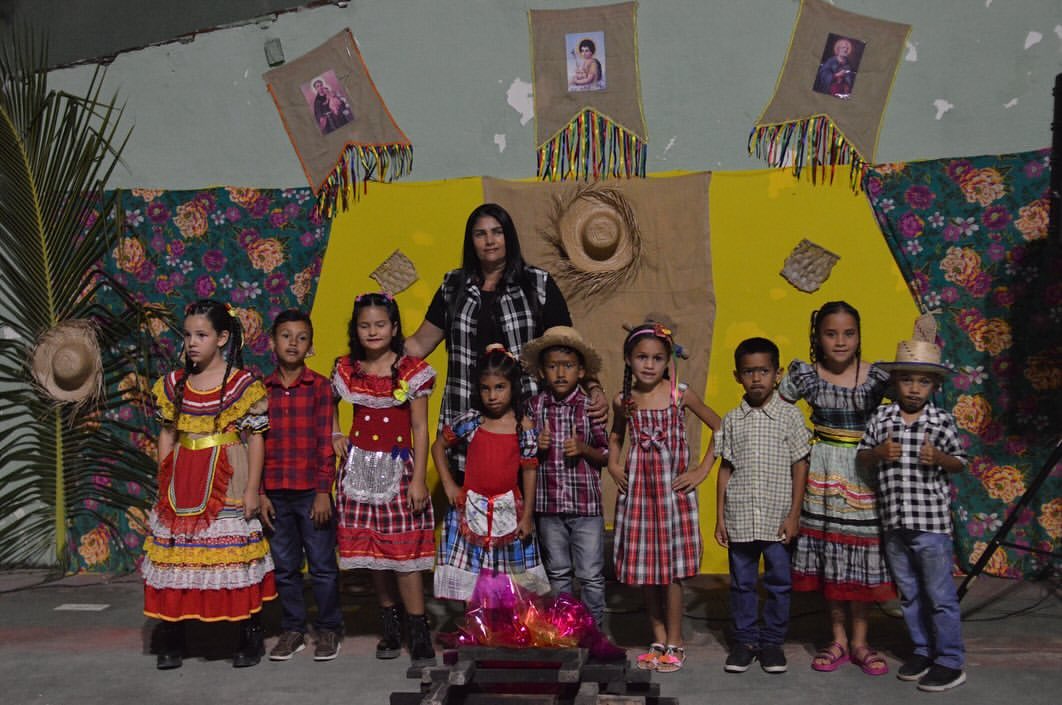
[332,292,437,665]
[608,322,720,673]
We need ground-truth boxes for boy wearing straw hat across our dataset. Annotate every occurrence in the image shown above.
[522,326,609,627]
[856,325,967,693]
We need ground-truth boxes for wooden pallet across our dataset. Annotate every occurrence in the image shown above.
[390,647,679,705]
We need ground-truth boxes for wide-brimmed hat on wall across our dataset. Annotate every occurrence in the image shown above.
[30,319,103,404]
[878,313,951,376]
[521,325,602,378]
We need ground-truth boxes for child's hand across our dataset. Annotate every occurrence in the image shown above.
[714,521,729,548]
[258,494,275,531]
[332,432,350,464]
[672,465,707,493]
[607,463,628,493]
[778,515,800,544]
[310,492,332,528]
[562,434,585,458]
[873,435,902,462]
[243,490,261,522]
[408,479,431,513]
[517,513,534,541]
[442,481,463,507]
[919,438,940,466]
[538,427,552,450]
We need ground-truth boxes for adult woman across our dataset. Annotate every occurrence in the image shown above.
[406,203,604,480]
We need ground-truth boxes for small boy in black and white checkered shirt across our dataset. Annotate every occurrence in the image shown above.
[856,331,967,693]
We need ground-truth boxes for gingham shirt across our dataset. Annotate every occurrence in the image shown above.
[858,402,966,534]
[716,393,812,543]
[526,388,609,516]
[426,267,570,478]
[262,367,336,493]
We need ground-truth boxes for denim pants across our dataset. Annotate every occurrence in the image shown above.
[885,529,964,669]
[266,489,343,634]
[535,514,606,626]
[728,540,792,646]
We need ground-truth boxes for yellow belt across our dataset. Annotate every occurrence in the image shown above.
[813,426,863,447]
[178,432,240,451]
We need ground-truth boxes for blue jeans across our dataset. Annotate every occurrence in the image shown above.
[728,540,792,646]
[535,514,606,626]
[885,529,964,669]
[266,490,343,634]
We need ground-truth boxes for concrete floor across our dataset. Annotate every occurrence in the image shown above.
[1,569,1059,705]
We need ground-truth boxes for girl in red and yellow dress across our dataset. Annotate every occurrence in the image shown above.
[143,299,276,669]
[332,293,437,665]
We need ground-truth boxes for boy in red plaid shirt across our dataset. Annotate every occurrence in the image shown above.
[260,310,342,662]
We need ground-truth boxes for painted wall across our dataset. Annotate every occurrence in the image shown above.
[44,0,1062,189]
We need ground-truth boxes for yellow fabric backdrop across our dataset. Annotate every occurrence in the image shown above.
[310,169,917,574]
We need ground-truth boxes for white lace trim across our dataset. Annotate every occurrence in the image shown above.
[332,366,434,407]
[141,555,274,591]
[338,556,434,572]
[432,563,548,602]
[148,511,265,541]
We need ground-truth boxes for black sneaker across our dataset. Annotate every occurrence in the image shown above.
[725,643,757,673]
[314,630,342,661]
[897,654,933,681]
[759,644,787,674]
[917,665,966,692]
[269,631,305,661]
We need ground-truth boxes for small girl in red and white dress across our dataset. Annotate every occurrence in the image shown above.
[143,299,275,670]
[331,292,437,665]
[431,344,550,603]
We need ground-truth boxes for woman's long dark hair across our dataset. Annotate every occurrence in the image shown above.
[346,292,405,393]
[173,299,245,432]
[448,203,542,332]
[809,300,862,386]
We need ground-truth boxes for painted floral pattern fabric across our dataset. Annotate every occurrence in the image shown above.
[865,150,1060,578]
[66,187,330,574]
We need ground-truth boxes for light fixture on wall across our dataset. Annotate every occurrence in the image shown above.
[264,37,285,67]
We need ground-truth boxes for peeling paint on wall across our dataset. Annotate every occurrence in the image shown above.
[506,78,534,126]
[1004,98,1019,109]
[933,99,954,120]
[1024,31,1043,49]
[905,40,918,62]
[494,134,507,152]
[1054,25,1062,42]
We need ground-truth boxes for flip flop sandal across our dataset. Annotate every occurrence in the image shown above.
[656,645,686,673]
[811,642,850,672]
[636,643,666,671]
[851,646,889,676]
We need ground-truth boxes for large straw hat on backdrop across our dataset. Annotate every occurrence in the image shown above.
[30,319,103,404]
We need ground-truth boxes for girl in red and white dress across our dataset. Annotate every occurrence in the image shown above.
[332,292,436,665]
[143,299,275,670]
[608,322,720,674]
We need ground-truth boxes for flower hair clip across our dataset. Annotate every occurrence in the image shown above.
[484,342,519,363]
[224,302,237,318]
[356,291,394,303]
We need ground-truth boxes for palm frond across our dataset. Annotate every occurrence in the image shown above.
[0,30,156,570]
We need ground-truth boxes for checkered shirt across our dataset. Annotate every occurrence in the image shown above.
[526,388,609,516]
[858,401,966,534]
[430,267,569,477]
[716,393,812,543]
[262,367,336,493]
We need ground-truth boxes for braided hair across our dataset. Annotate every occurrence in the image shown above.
[347,292,405,393]
[173,299,245,433]
[809,300,861,387]
[619,322,674,422]
[472,344,526,430]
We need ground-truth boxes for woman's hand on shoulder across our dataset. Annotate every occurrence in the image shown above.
[585,384,609,423]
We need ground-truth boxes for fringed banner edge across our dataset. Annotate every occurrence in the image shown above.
[314,143,414,219]
[748,114,869,192]
[536,109,648,182]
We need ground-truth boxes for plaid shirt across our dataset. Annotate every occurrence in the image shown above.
[716,393,812,543]
[526,388,608,516]
[858,401,966,534]
[262,366,336,493]
[429,266,569,478]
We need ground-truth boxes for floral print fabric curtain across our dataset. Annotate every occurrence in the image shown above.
[865,150,1060,577]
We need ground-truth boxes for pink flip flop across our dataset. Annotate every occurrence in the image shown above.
[851,646,889,676]
[811,642,850,672]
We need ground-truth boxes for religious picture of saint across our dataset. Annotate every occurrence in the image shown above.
[812,33,865,100]
[566,31,606,93]
[301,69,356,135]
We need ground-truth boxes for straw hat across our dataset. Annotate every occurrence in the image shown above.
[556,188,640,275]
[30,320,103,404]
[521,326,602,377]
[878,314,950,376]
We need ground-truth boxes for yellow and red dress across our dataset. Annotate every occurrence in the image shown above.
[142,369,277,622]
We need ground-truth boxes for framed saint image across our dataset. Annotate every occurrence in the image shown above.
[301,69,355,135]
[566,31,606,92]
[812,33,865,99]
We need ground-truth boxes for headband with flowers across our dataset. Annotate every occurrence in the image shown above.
[355,291,395,303]
[483,342,520,365]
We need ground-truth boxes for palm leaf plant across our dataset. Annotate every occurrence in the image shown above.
[0,32,161,569]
